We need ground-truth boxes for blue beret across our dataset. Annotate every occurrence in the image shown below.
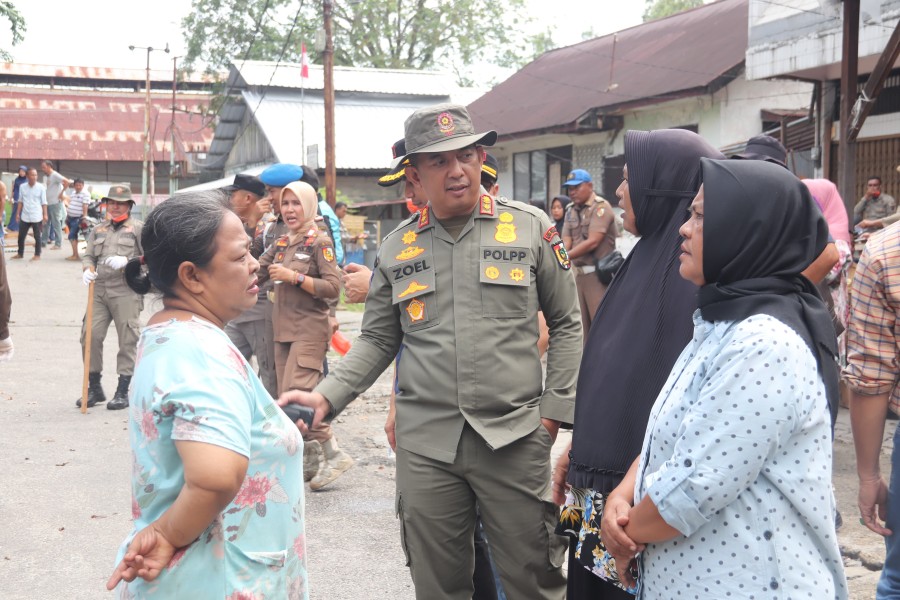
[259,163,304,187]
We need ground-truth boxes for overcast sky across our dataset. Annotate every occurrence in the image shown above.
[3,0,645,76]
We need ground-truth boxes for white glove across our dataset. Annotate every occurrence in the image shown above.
[104,255,128,270]
[82,269,98,286]
[0,337,13,363]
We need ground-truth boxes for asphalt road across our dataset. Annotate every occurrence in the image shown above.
[0,233,890,599]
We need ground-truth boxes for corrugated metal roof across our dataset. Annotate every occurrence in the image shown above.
[242,90,427,169]
[0,89,213,161]
[229,60,468,97]
[468,0,750,137]
[0,62,213,84]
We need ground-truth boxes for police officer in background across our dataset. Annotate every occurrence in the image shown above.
[561,169,617,335]
[283,103,581,599]
[78,184,143,410]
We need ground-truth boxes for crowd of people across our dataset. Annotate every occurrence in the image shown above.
[7,100,900,598]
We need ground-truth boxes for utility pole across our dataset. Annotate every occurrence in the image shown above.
[323,0,336,208]
[838,1,859,218]
[170,55,182,196]
[130,43,169,217]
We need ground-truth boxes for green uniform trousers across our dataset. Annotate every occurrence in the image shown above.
[395,424,566,600]
[80,288,142,376]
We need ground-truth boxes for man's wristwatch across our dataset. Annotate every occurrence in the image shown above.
[293,271,306,287]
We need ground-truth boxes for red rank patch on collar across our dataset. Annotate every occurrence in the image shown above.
[543,225,559,243]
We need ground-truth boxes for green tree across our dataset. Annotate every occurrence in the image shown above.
[643,0,704,21]
[182,0,542,82]
[0,1,26,62]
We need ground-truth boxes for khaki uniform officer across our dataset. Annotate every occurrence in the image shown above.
[289,104,583,600]
[561,168,616,335]
[79,184,143,410]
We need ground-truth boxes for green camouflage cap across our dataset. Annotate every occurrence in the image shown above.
[391,103,497,168]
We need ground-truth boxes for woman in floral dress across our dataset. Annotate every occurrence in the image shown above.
[106,191,308,599]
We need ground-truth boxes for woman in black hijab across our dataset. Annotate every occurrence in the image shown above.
[553,129,724,598]
[599,159,844,597]
[550,194,570,234]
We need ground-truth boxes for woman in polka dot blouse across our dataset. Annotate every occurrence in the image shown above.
[601,159,848,599]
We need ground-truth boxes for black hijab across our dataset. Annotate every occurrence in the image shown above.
[568,129,724,493]
[698,158,839,426]
[551,195,570,233]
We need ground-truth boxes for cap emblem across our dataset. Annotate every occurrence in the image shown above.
[437,112,456,136]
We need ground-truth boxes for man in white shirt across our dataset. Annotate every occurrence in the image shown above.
[39,160,69,250]
[64,177,91,261]
[13,168,48,261]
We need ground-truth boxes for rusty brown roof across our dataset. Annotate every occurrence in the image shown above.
[0,89,213,161]
[468,0,749,138]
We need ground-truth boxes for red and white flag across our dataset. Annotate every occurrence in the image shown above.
[300,43,309,79]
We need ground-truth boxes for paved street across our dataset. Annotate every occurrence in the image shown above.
[0,236,891,599]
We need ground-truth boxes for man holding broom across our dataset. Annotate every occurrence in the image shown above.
[78,184,143,410]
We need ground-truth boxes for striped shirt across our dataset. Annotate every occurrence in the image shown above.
[843,222,900,412]
[66,190,90,218]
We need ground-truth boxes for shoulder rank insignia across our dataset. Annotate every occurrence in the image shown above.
[402,230,418,245]
[398,280,429,299]
[552,240,571,270]
[406,298,426,322]
[480,194,494,215]
[485,266,500,280]
[494,212,517,244]
[418,207,431,230]
[597,206,605,217]
[275,237,289,248]
[396,246,425,261]
[542,226,559,243]
[322,247,335,262]
[510,268,525,282]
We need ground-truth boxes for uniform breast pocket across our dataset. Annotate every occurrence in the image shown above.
[479,254,531,319]
[391,265,439,332]
[92,235,107,254]
[481,282,528,318]
[289,251,313,275]
[117,236,136,257]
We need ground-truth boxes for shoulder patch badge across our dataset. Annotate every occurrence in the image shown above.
[322,247,335,262]
[406,298,426,322]
[275,237,289,248]
[542,225,559,243]
[275,251,285,263]
[552,241,571,270]
[402,230,418,245]
[396,246,425,261]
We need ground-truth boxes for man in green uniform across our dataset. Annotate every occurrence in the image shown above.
[78,184,143,410]
[282,104,581,599]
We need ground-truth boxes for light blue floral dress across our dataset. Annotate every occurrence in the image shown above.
[113,317,308,600]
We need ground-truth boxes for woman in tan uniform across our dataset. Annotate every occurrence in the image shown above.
[258,181,352,490]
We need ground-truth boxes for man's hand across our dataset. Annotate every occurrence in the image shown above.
[104,255,128,270]
[859,475,893,536]
[342,263,372,303]
[329,316,340,335]
[385,394,397,451]
[551,440,571,505]
[859,219,880,230]
[541,417,561,443]
[106,523,177,590]
[82,268,98,286]
[0,337,14,363]
[278,390,330,434]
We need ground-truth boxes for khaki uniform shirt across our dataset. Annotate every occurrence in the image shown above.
[258,228,341,357]
[82,218,143,298]
[854,193,898,223]
[317,195,583,463]
[561,194,616,267]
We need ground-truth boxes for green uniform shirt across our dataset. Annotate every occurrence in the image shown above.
[82,217,143,299]
[316,195,582,463]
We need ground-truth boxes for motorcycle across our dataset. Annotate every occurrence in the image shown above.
[78,199,105,243]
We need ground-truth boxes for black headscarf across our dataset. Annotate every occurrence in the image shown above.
[551,195,570,233]
[698,158,839,426]
[568,129,724,493]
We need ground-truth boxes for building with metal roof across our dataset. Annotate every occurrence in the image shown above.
[200,60,483,203]
[467,0,814,203]
[0,62,214,199]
